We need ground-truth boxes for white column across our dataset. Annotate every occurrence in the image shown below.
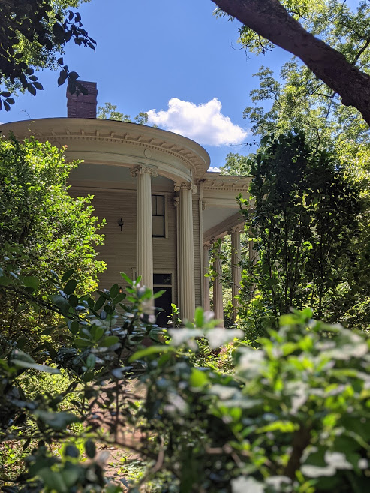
[131,165,157,291]
[177,182,195,321]
[203,244,210,311]
[213,241,224,326]
[231,228,242,322]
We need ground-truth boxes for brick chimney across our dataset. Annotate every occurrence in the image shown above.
[66,81,98,118]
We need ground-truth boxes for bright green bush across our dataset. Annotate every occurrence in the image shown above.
[0,136,105,355]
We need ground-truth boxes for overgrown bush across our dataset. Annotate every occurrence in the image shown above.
[0,136,106,356]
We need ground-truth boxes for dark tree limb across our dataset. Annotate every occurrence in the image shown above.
[284,425,312,480]
[212,0,370,126]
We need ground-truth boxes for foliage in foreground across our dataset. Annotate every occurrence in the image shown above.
[0,271,165,492]
[137,308,370,493]
[1,264,369,492]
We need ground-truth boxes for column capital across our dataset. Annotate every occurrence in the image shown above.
[174,181,197,194]
[230,225,243,235]
[130,164,158,178]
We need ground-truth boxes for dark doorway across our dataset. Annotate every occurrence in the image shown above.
[153,273,173,327]
[154,286,172,327]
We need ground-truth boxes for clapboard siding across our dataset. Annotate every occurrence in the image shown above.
[69,187,137,289]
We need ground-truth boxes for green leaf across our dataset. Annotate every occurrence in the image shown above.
[34,410,79,430]
[113,292,125,304]
[51,295,69,315]
[69,321,80,335]
[12,360,60,374]
[64,279,77,295]
[61,466,80,488]
[74,338,92,349]
[68,294,78,308]
[62,269,75,282]
[64,445,79,459]
[16,337,28,350]
[85,353,96,369]
[91,325,104,342]
[94,295,105,311]
[0,275,11,286]
[99,335,119,348]
[194,307,204,327]
[38,469,68,492]
[109,283,119,299]
[11,350,34,364]
[129,345,175,362]
[190,368,209,388]
[153,289,165,300]
[27,84,36,96]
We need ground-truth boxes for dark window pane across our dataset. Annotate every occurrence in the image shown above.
[153,274,172,285]
[153,215,165,237]
[156,195,165,215]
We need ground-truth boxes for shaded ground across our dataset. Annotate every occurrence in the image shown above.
[91,378,151,491]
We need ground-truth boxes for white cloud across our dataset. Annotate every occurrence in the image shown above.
[147,98,248,146]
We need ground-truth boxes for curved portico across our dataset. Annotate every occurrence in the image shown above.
[2,118,209,322]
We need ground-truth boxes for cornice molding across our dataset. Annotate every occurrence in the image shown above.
[1,119,210,181]
[203,174,251,193]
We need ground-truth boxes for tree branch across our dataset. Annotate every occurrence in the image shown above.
[212,0,370,126]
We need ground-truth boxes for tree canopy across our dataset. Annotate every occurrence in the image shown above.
[0,0,95,110]
[219,0,370,184]
[236,131,369,339]
[212,0,370,126]
[97,102,149,125]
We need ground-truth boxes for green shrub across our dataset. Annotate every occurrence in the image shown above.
[0,136,106,356]
[134,308,370,492]
[1,265,369,493]
[0,272,166,492]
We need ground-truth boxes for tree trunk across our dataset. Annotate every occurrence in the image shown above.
[212,0,370,126]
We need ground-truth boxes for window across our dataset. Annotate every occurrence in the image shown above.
[153,273,171,285]
[152,195,165,237]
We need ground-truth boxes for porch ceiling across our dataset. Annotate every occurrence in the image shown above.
[202,172,251,243]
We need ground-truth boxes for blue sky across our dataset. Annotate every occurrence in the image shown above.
[3,0,290,168]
